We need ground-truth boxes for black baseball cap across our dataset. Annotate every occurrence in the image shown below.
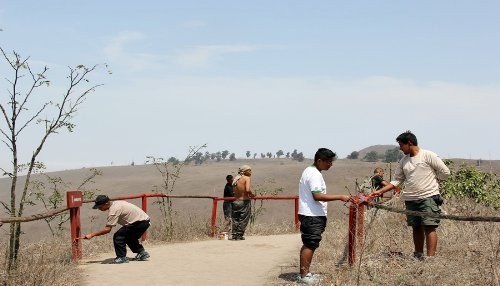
[92,195,110,209]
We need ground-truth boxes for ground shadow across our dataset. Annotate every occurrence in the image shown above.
[278,272,298,282]
[84,258,117,264]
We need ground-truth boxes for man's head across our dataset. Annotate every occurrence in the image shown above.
[238,165,252,176]
[226,174,233,183]
[396,131,418,155]
[92,195,111,211]
[314,148,337,171]
[374,167,384,176]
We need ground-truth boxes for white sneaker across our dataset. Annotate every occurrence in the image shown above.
[297,273,321,284]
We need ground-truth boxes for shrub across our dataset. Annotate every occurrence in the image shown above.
[441,161,500,209]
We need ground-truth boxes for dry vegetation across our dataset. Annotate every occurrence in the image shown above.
[276,197,500,285]
[1,158,499,285]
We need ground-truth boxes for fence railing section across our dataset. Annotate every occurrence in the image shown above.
[68,192,299,261]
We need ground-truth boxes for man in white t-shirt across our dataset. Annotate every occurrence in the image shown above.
[83,195,151,264]
[372,131,450,260]
[297,148,351,284]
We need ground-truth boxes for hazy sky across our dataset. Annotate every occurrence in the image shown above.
[1,1,499,171]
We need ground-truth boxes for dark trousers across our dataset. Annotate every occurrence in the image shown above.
[113,220,150,258]
[231,200,251,238]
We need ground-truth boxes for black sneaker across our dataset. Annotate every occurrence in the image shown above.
[135,251,150,261]
[413,252,424,261]
[114,257,129,264]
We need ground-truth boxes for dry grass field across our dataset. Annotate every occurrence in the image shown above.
[1,158,499,285]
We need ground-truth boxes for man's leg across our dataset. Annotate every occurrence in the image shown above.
[412,225,425,254]
[238,200,251,238]
[231,201,242,238]
[424,226,438,256]
[300,245,315,277]
[125,221,150,253]
[113,227,128,257]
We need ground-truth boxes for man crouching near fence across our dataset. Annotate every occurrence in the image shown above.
[372,131,450,261]
[83,195,151,264]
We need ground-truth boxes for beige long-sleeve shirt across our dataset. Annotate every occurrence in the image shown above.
[390,149,450,201]
[106,200,150,227]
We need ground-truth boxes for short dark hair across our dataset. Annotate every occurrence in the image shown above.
[314,148,337,162]
[226,174,233,181]
[396,130,418,146]
[92,195,110,209]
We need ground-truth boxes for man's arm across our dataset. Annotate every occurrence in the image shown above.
[427,152,451,181]
[245,177,255,198]
[83,225,112,239]
[312,192,350,202]
[371,183,395,197]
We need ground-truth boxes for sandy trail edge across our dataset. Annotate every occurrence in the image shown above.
[79,234,300,286]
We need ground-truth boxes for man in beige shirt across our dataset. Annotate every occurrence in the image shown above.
[83,195,151,263]
[372,131,450,260]
[231,165,255,240]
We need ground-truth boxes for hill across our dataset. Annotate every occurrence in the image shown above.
[1,157,499,240]
[357,144,398,159]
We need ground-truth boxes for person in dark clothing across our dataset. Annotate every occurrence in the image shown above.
[222,175,234,233]
[371,167,390,202]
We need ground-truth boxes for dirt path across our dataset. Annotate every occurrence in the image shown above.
[79,234,300,286]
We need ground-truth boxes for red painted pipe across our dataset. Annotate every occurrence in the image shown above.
[348,204,357,266]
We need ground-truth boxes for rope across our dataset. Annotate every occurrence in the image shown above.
[370,202,500,222]
[0,207,69,225]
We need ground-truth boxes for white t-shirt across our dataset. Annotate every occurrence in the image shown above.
[298,166,328,216]
[390,149,450,201]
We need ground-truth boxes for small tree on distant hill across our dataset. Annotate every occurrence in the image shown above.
[246,151,251,158]
[221,150,229,159]
[229,153,236,161]
[384,147,402,162]
[363,151,379,162]
[347,151,359,159]
[276,150,284,158]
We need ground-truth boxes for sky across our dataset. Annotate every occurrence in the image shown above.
[0,1,499,172]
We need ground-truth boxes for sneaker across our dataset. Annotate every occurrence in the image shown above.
[114,257,129,264]
[413,252,425,261]
[297,273,320,284]
[135,251,150,261]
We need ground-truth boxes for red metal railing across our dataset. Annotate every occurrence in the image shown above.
[68,192,299,262]
[210,196,300,237]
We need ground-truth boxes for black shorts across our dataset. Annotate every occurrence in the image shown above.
[299,215,327,250]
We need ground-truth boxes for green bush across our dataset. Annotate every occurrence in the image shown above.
[441,161,500,209]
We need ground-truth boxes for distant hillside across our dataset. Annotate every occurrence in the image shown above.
[357,144,398,159]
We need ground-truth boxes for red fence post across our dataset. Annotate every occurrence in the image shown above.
[348,204,357,266]
[141,194,148,241]
[67,191,83,262]
[210,198,218,238]
[357,204,365,247]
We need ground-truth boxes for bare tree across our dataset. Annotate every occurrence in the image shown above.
[146,144,206,237]
[0,47,103,271]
